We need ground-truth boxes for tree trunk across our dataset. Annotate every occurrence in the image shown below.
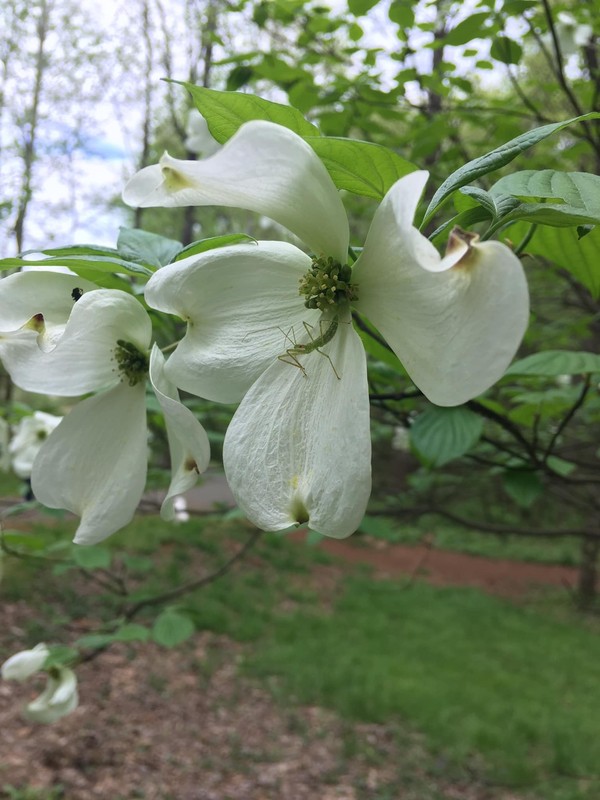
[576,537,599,610]
[13,0,50,253]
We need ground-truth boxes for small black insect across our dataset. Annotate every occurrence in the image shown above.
[71,287,84,301]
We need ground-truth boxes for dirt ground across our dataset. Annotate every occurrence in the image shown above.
[0,630,525,800]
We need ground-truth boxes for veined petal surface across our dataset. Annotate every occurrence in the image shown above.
[1,290,151,396]
[123,120,349,262]
[149,346,210,520]
[354,194,530,405]
[31,382,148,545]
[0,271,98,350]
[223,316,371,538]
[145,242,320,403]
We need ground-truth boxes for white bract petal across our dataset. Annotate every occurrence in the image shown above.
[184,110,221,157]
[1,290,152,396]
[24,666,78,724]
[145,241,319,403]
[353,174,530,406]
[223,317,371,538]
[9,411,63,479]
[123,120,349,262]
[31,382,148,545]
[149,345,210,521]
[0,271,98,352]
[1,643,49,681]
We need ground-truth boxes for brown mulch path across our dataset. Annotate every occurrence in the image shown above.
[297,534,578,599]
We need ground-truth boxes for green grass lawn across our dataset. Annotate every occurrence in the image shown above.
[2,511,599,800]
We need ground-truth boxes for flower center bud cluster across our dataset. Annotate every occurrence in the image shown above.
[299,256,358,311]
[115,339,149,386]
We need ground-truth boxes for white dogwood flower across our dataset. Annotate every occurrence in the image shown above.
[124,121,529,538]
[2,644,76,724]
[24,666,79,724]
[0,276,210,543]
[9,411,63,479]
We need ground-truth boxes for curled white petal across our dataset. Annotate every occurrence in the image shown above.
[0,272,98,354]
[145,241,319,403]
[354,176,530,406]
[24,666,78,724]
[1,643,49,681]
[149,345,210,521]
[223,317,371,538]
[123,120,349,262]
[31,382,148,545]
[1,290,152,396]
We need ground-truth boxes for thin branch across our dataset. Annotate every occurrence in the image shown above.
[124,527,262,618]
[374,505,599,540]
[543,376,592,464]
[466,399,538,463]
[352,311,392,353]
[369,390,421,402]
[540,0,600,155]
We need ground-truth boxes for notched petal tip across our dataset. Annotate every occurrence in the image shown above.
[289,493,310,526]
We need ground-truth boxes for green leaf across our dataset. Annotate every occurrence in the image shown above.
[505,350,600,377]
[117,227,182,268]
[502,469,543,508]
[502,0,538,13]
[76,633,115,649]
[113,623,150,643]
[421,113,600,225]
[178,83,319,143]
[388,0,415,28]
[460,186,521,218]
[152,610,195,648]
[410,406,483,467]
[524,224,600,298]
[547,456,576,477]
[306,137,417,200]
[444,13,490,46]
[490,35,523,64]
[45,645,79,668]
[491,170,600,217]
[429,206,492,242]
[490,203,600,233]
[176,233,257,261]
[72,546,111,570]
[0,255,152,278]
[22,243,121,259]
[389,1,414,28]
[348,0,378,14]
